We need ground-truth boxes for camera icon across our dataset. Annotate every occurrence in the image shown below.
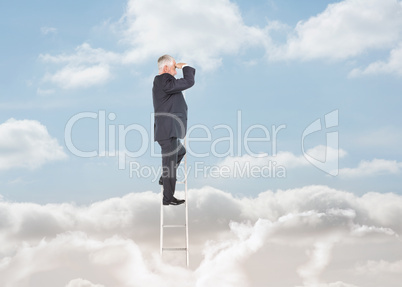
[302,110,339,176]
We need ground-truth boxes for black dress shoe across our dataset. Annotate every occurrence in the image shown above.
[171,197,185,205]
[163,197,185,206]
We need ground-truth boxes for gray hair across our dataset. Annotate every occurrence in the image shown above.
[158,55,175,71]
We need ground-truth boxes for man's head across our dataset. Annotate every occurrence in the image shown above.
[158,55,177,76]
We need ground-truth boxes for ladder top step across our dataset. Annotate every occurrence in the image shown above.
[162,247,187,251]
[163,224,186,228]
[177,181,185,184]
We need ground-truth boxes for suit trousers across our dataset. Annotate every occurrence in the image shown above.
[158,137,186,203]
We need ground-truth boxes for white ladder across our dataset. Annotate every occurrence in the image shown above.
[159,137,189,267]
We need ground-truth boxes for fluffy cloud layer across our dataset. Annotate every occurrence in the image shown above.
[0,185,401,286]
[356,260,402,274]
[0,119,67,170]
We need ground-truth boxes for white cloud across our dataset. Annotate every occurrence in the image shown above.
[298,283,359,287]
[297,239,349,287]
[0,185,401,286]
[194,219,273,287]
[36,88,55,96]
[43,64,112,89]
[65,278,105,287]
[40,43,121,66]
[0,232,166,287]
[355,259,402,274]
[339,158,402,177]
[269,0,402,61]
[349,43,402,77]
[40,43,120,89]
[0,118,67,170]
[118,0,268,69]
[41,26,57,35]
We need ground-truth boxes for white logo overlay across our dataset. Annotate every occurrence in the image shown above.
[302,110,339,176]
[64,110,340,179]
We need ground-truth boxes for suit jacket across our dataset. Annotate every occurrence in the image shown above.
[152,66,196,141]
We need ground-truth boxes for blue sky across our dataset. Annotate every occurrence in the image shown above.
[1,1,402,286]
[1,0,401,203]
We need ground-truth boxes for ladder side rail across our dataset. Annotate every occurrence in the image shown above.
[183,90,189,267]
[160,185,164,255]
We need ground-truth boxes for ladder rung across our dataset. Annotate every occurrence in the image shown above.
[162,247,187,251]
[177,181,186,184]
[163,224,186,228]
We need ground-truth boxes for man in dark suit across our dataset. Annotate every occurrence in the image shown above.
[152,55,196,206]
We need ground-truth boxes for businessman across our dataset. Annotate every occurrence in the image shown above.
[152,55,196,206]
